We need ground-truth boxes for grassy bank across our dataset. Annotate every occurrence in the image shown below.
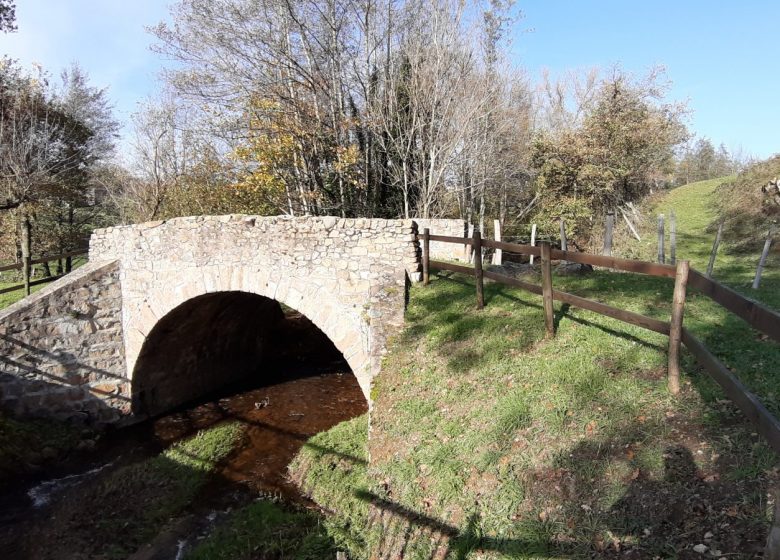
[0,413,88,486]
[183,416,371,560]
[22,421,245,559]
[615,177,779,308]
[185,499,337,560]
[289,178,779,558]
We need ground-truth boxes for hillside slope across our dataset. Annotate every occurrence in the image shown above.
[616,177,779,308]
[284,179,780,559]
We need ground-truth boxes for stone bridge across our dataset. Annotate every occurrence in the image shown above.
[0,215,465,424]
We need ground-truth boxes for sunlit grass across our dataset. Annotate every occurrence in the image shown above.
[289,177,778,558]
[0,257,88,310]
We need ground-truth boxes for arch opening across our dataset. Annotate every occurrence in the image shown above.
[131,291,358,418]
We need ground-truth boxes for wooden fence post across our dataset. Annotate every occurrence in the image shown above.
[492,219,503,265]
[706,220,724,278]
[657,214,665,264]
[422,228,430,285]
[22,254,31,296]
[669,211,677,265]
[473,229,484,309]
[602,212,614,256]
[559,219,568,265]
[559,219,567,252]
[753,226,776,290]
[541,241,555,337]
[668,259,690,394]
[530,223,537,265]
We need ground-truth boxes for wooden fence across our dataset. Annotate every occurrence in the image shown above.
[421,228,780,456]
[0,249,88,296]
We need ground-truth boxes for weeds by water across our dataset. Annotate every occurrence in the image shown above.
[16,421,245,559]
[186,499,336,559]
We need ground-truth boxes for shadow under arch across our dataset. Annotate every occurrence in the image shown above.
[131,290,355,418]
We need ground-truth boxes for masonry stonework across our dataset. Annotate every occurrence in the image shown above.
[0,215,464,425]
[0,261,127,423]
[412,219,468,262]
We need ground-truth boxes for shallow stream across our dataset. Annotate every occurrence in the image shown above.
[0,313,367,559]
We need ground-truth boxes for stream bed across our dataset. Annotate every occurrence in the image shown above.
[0,354,367,559]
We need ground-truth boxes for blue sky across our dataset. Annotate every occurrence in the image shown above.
[515,1,779,159]
[0,0,171,149]
[1,0,778,159]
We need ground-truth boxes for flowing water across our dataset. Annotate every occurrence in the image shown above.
[0,313,368,559]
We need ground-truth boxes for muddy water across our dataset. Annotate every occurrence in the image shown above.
[0,313,368,559]
[154,366,367,500]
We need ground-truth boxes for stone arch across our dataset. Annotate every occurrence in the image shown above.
[123,266,373,414]
[132,291,285,416]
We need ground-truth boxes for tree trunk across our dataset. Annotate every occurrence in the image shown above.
[20,209,32,296]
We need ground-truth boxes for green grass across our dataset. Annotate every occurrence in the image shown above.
[616,177,780,308]
[48,421,245,559]
[0,257,88,309]
[186,416,372,560]
[0,278,47,308]
[0,413,86,485]
[289,178,779,558]
[186,499,337,560]
[288,415,376,557]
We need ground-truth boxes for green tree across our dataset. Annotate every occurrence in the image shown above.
[34,65,119,272]
[0,59,117,271]
[530,68,688,244]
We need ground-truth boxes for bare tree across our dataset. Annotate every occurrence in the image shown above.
[129,96,198,220]
[144,0,532,221]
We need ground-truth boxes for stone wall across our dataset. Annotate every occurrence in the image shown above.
[0,214,470,424]
[412,219,467,262]
[0,261,127,424]
[90,215,421,403]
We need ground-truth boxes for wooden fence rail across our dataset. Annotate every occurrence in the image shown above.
[0,249,88,296]
[420,228,780,456]
[688,269,780,344]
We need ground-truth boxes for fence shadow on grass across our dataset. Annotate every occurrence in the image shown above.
[353,488,569,559]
